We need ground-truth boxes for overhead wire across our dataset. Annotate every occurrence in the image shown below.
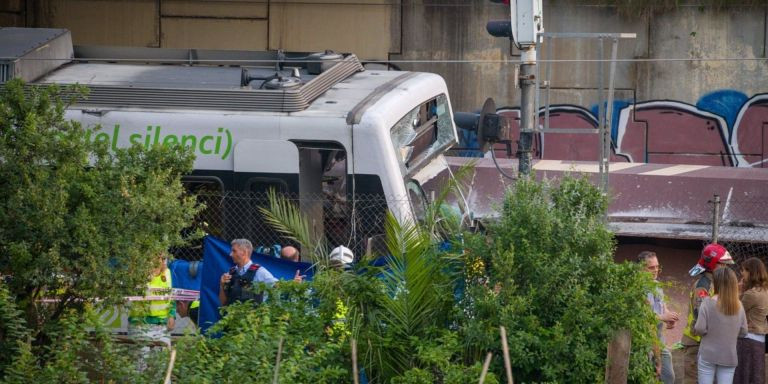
[5,57,768,63]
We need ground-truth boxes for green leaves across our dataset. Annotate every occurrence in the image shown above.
[258,189,324,264]
[173,283,349,383]
[458,175,657,383]
[0,79,201,377]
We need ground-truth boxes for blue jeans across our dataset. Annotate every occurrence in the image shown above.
[659,348,675,384]
[698,356,735,384]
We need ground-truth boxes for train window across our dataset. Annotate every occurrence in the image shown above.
[247,178,289,194]
[182,176,224,194]
[174,176,225,260]
[390,94,455,174]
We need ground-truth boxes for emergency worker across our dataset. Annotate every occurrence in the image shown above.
[681,243,735,383]
[219,238,278,306]
[329,245,354,270]
[128,253,175,347]
[326,245,355,340]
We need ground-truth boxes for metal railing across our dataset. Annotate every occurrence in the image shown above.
[708,193,768,263]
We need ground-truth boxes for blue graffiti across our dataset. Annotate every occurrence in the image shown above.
[457,128,483,157]
[590,100,633,142]
[696,90,748,139]
[455,90,762,161]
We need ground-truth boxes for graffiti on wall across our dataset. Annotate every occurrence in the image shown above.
[457,90,768,167]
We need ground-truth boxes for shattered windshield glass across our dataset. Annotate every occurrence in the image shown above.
[390,94,455,176]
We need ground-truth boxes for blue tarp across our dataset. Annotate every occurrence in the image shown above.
[169,259,202,291]
[198,235,314,332]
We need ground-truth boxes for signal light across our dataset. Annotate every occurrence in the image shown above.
[486,20,513,38]
[487,0,513,41]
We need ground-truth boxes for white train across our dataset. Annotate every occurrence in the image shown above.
[3,27,459,245]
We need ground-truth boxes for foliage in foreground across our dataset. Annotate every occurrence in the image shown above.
[171,214,493,384]
[457,176,658,382]
[173,282,349,383]
[0,79,200,357]
[0,83,658,383]
[0,283,168,384]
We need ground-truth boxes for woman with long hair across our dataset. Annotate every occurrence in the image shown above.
[734,257,768,384]
[694,267,748,384]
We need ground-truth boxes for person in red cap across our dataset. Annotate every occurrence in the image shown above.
[681,243,735,383]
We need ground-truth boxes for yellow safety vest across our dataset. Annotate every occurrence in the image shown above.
[130,268,173,321]
[682,273,714,343]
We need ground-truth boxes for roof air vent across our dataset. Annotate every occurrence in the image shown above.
[306,50,343,75]
[241,67,302,89]
[262,74,302,90]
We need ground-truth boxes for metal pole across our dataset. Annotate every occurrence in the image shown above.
[712,194,721,243]
[544,35,553,134]
[603,37,619,192]
[500,326,514,384]
[518,46,537,176]
[597,37,606,190]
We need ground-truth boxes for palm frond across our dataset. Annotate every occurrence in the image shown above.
[423,160,476,239]
[257,189,327,264]
[369,212,448,377]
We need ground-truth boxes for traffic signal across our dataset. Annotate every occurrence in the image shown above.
[486,20,513,39]
[486,0,513,40]
[486,0,544,47]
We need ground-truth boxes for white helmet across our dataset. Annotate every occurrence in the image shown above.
[329,245,354,266]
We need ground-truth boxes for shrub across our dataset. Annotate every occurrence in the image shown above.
[457,176,657,383]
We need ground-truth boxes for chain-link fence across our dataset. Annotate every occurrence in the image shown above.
[708,194,768,264]
[170,191,412,261]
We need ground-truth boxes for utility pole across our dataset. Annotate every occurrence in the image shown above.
[517,46,536,176]
[486,0,543,176]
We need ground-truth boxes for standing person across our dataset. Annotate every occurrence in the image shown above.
[128,253,176,347]
[638,251,678,384]
[694,267,748,384]
[219,238,279,306]
[682,243,735,383]
[734,257,768,384]
[128,253,176,371]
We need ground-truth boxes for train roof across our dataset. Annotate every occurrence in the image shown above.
[2,27,433,116]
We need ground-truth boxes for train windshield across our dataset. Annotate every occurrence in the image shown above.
[390,94,455,177]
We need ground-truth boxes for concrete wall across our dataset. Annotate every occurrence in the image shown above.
[2,0,394,59]
[396,0,767,112]
[3,0,766,112]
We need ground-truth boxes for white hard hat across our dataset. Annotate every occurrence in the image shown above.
[329,245,354,266]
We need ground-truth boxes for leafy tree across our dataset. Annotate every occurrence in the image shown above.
[0,79,199,371]
[457,175,657,383]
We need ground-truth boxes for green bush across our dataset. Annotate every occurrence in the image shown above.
[0,79,200,341]
[1,283,167,383]
[0,79,199,381]
[173,281,349,383]
[456,176,657,383]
